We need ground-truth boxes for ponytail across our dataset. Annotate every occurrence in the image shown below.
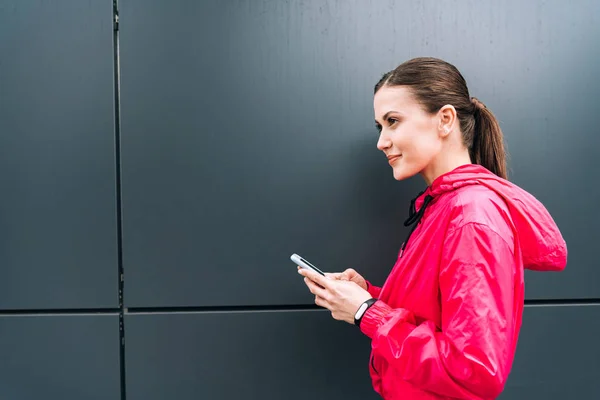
[470,97,508,180]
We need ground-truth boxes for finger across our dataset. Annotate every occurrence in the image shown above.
[343,268,356,277]
[304,277,328,299]
[300,274,323,289]
[325,272,344,280]
[298,268,331,288]
[314,296,327,308]
[314,296,321,307]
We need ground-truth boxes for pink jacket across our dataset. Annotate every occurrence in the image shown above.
[360,164,567,399]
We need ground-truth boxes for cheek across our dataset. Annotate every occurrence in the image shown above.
[410,134,441,161]
[390,127,440,179]
[397,126,439,162]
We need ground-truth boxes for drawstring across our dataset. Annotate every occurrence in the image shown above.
[400,190,434,257]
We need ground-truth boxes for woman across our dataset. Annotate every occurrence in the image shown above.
[297,57,567,400]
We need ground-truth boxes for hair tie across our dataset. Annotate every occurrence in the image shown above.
[471,97,486,110]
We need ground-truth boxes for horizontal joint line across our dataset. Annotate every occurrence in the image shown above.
[524,298,600,306]
[0,308,120,316]
[125,305,323,314]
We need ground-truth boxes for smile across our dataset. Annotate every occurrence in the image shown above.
[388,155,401,165]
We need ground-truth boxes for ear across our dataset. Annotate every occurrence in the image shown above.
[437,105,457,138]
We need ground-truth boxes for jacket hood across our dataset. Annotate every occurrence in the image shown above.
[416,164,567,271]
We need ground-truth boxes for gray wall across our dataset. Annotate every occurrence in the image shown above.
[1,0,598,399]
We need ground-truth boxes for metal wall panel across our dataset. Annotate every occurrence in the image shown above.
[500,304,600,399]
[0,0,118,309]
[119,0,599,307]
[0,314,121,400]
[125,311,379,400]
[125,305,600,400]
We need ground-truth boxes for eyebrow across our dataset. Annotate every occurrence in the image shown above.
[375,110,399,124]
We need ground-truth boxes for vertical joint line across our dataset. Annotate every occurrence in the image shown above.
[112,1,125,400]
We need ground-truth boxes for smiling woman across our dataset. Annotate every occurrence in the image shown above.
[298,57,567,400]
[373,58,506,184]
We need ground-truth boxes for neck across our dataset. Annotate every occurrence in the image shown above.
[420,150,472,186]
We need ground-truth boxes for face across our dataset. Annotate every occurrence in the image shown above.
[374,86,444,182]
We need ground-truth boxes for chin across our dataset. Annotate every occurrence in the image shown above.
[392,169,411,181]
[392,165,418,181]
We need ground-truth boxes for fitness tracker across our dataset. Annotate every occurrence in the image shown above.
[354,298,378,327]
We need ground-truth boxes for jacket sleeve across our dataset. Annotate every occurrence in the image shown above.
[365,280,382,298]
[360,222,517,399]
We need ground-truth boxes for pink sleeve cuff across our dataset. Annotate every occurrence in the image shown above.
[365,280,382,298]
[359,300,394,339]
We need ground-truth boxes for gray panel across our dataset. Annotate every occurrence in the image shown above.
[500,304,600,399]
[0,314,120,400]
[0,1,118,308]
[125,306,600,400]
[119,0,599,306]
[125,310,379,400]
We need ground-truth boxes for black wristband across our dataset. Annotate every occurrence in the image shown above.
[354,298,378,327]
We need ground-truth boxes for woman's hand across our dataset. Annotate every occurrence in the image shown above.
[325,268,368,290]
[297,268,373,324]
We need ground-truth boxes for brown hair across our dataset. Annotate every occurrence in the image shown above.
[375,57,508,179]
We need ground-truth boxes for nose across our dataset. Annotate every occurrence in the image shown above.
[377,130,392,152]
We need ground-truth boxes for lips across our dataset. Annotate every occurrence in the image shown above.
[387,154,401,165]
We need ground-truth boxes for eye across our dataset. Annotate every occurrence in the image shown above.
[387,117,398,126]
[375,123,382,132]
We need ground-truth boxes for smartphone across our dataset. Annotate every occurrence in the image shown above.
[290,253,326,276]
